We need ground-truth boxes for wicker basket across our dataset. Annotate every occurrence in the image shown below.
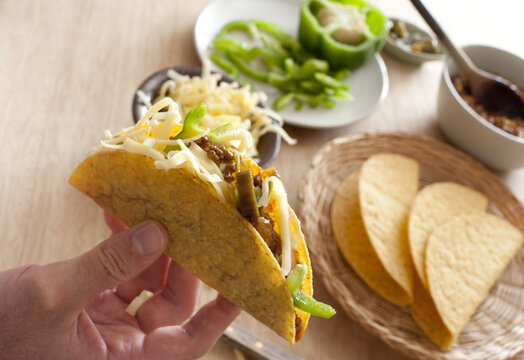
[297,133,524,360]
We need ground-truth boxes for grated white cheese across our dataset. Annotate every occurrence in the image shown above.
[93,97,293,274]
[122,138,165,161]
[257,176,293,276]
[103,127,150,145]
[137,60,295,161]
[96,98,238,204]
[125,290,154,316]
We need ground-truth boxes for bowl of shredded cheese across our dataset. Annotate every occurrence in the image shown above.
[133,62,296,168]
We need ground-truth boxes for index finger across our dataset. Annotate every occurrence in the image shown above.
[143,295,241,359]
[184,295,241,344]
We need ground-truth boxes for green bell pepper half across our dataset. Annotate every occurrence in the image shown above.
[299,0,388,70]
[287,264,336,318]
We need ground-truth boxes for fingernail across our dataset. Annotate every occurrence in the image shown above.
[132,222,166,255]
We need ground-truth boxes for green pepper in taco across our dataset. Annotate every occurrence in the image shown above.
[69,99,334,343]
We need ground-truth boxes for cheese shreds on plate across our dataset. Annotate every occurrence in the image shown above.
[141,60,296,161]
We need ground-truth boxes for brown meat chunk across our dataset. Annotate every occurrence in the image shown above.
[295,313,302,335]
[251,215,282,257]
[194,135,237,182]
[253,173,263,188]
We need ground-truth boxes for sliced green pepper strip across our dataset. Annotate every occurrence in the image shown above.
[164,105,232,153]
[298,0,389,70]
[313,72,349,90]
[174,103,207,140]
[274,92,295,111]
[210,122,234,136]
[225,51,269,82]
[213,37,252,59]
[334,68,350,80]
[236,169,259,219]
[208,123,234,145]
[295,93,324,108]
[321,97,336,109]
[249,46,286,69]
[293,58,329,80]
[209,52,239,78]
[268,71,293,90]
[164,103,207,153]
[211,18,355,111]
[287,264,336,318]
[299,80,324,94]
[333,88,353,100]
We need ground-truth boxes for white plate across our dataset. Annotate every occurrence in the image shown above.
[194,0,388,129]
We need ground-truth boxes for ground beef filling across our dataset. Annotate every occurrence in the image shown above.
[249,173,283,257]
[295,313,302,335]
[253,173,263,188]
[194,135,236,182]
[249,212,282,257]
[452,75,524,138]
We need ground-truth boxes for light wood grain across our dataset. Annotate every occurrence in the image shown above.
[0,1,522,359]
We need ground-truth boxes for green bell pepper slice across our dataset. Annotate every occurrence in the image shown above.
[235,169,260,219]
[173,102,207,141]
[299,0,388,70]
[287,264,336,318]
[164,103,230,153]
[211,19,353,110]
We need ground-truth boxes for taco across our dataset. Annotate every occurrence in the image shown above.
[69,98,334,343]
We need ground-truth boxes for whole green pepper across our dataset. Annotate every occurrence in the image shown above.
[299,0,388,70]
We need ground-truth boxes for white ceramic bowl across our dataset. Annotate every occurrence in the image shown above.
[437,45,524,171]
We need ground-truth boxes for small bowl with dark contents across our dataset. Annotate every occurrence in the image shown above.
[132,66,283,169]
[437,45,524,170]
[384,18,445,64]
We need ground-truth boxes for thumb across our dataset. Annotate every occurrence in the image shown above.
[68,220,167,309]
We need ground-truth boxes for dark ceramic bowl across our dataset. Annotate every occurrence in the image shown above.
[132,66,281,169]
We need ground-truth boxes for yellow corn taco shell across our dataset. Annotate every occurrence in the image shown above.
[408,182,488,289]
[330,172,411,305]
[69,149,311,343]
[359,153,419,302]
[410,273,453,349]
[408,183,488,349]
[426,212,523,345]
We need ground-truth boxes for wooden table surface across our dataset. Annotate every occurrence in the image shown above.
[1,0,523,359]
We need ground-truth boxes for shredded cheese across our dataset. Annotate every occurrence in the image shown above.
[258,176,293,276]
[126,290,154,316]
[96,98,237,204]
[136,60,295,160]
[95,97,294,277]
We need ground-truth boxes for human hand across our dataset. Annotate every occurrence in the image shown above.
[0,212,241,360]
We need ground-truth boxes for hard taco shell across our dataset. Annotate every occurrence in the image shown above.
[69,149,311,343]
